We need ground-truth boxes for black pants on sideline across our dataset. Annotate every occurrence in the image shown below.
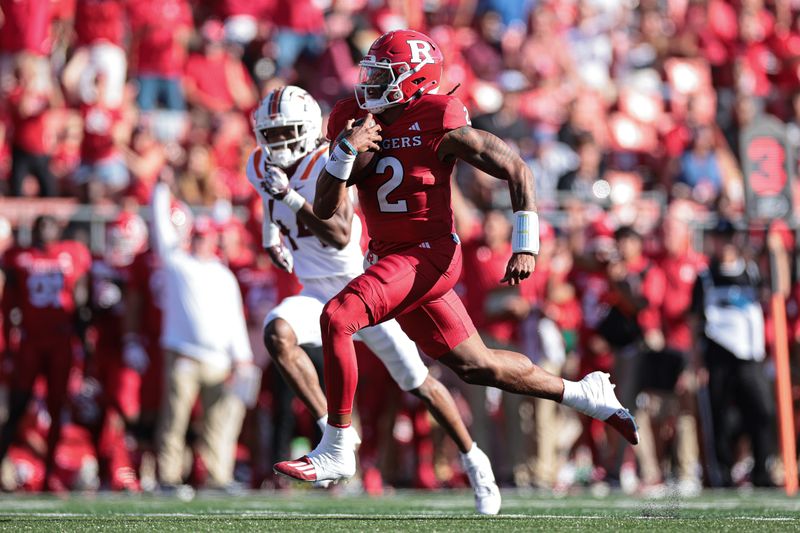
[705,340,775,486]
[10,148,57,197]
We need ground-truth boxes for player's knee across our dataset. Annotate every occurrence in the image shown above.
[446,353,498,386]
[320,291,367,339]
[263,318,297,359]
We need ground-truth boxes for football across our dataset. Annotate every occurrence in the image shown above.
[348,149,380,185]
[335,117,381,185]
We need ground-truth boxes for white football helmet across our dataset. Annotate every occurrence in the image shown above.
[252,86,322,168]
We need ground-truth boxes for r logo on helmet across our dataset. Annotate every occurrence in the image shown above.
[408,40,435,65]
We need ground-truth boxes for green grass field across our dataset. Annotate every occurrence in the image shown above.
[0,489,798,532]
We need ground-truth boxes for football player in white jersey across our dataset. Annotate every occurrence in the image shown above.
[247,86,500,515]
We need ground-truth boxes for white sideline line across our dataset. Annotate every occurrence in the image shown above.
[0,512,797,521]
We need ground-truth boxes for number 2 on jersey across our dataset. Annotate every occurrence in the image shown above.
[376,157,408,213]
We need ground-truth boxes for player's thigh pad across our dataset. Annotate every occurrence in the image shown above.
[351,245,458,325]
[264,294,325,347]
[355,319,428,391]
[396,288,477,358]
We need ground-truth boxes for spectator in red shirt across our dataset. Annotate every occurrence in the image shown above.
[0,0,54,59]
[652,211,706,494]
[183,20,257,114]
[271,0,326,78]
[61,0,127,108]
[8,60,59,197]
[129,0,192,111]
[602,227,666,404]
[73,73,131,202]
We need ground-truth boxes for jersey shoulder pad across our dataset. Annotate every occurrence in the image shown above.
[326,97,361,141]
[412,94,470,131]
[292,143,329,185]
[245,148,267,185]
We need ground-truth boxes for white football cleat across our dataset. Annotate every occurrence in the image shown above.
[274,425,357,482]
[461,444,501,515]
[570,372,639,445]
[313,426,362,488]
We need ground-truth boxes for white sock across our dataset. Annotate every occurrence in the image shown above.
[316,415,328,433]
[313,424,350,456]
[460,442,479,463]
[560,378,583,409]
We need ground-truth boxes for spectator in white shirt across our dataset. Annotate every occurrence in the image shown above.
[151,181,255,489]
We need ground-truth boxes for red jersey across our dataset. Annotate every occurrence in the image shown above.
[184,52,252,112]
[623,256,666,334]
[128,250,164,347]
[327,94,471,256]
[128,0,192,77]
[80,103,121,163]
[0,0,53,55]
[89,257,129,354]
[658,251,706,352]
[2,241,91,335]
[75,0,125,47]
[8,88,51,155]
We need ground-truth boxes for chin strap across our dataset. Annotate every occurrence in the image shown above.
[410,80,439,103]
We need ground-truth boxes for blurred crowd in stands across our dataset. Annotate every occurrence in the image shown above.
[0,0,799,495]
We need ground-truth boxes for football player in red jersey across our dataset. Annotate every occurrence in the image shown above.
[275,30,639,483]
[0,215,91,491]
[84,212,149,491]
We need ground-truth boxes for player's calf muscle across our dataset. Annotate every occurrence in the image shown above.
[263,318,297,356]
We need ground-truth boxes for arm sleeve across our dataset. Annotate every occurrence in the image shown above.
[432,96,472,153]
[442,96,471,131]
[150,182,179,257]
[225,271,253,364]
[262,205,282,248]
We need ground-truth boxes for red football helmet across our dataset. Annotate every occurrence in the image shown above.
[355,29,444,113]
[106,212,148,267]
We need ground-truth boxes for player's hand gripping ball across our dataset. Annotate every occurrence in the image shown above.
[336,113,383,184]
[260,165,291,200]
[339,113,382,153]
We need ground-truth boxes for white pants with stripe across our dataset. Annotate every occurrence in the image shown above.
[264,275,428,391]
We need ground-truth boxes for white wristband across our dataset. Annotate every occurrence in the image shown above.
[324,143,356,181]
[512,211,540,254]
[281,188,305,213]
[263,221,281,248]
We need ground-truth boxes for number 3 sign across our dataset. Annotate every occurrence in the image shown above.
[740,115,794,223]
